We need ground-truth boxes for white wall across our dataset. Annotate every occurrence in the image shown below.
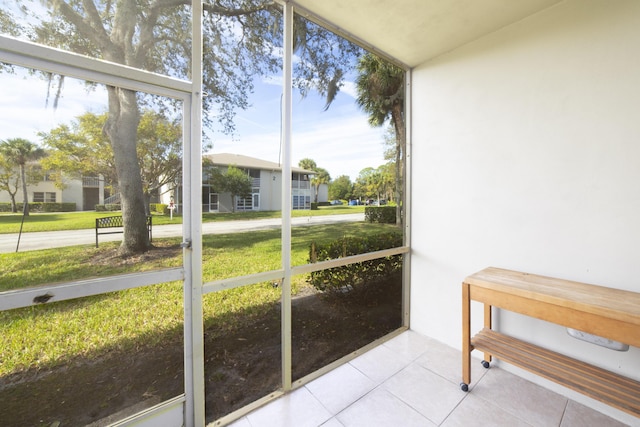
[318,183,328,203]
[62,178,82,210]
[410,0,640,421]
[259,169,281,211]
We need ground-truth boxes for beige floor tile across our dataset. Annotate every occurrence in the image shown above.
[306,363,375,414]
[471,367,567,427]
[383,362,467,424]
[228,331,629,427]
[349,343,412,384]
[336,388,436,427]
[226,415,251,427]
[381,330,433,361]
[245,387,331,427]
[560,400,632,427]
[414,337,489,387]
[320,418,345,427]
[441,393,533,427]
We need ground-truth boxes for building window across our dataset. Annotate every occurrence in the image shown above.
[292,194,311,210]
[33,192,56,203]
[236,195,252,211]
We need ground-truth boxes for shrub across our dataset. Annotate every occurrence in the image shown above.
[365,206,396,224]
[24,202,40,212]
[0,203,15,212]
[41,202,76,212]
[0,202,75,213]
[308,232,403,294]
[149,203,168,214]
[95,204,121,212]
[310,202,319,210]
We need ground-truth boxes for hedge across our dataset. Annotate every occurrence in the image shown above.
[308,232,403,294]
[95,203,168,214]
[0,202,76,213]
[149,203,168,214]
[95,204,121,212]
[0,203,16,213]
[364,206,396,224]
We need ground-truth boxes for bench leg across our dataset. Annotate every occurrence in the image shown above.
[483,302,492,365]
[461,282,471,391]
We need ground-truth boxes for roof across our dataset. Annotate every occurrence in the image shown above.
[204,153,315,174]
[291,0,562,68]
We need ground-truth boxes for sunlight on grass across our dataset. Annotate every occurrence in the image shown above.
[0,212,125,233]
[0,241,182,292]
[0,206,365,234]
[0,222,400,377]
[0,283,184,375]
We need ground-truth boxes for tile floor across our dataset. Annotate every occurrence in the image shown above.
[228,330,633,427]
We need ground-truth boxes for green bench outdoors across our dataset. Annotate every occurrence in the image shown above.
[95,215,152,248]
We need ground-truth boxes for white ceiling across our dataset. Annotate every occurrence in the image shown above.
[291,0,562,68]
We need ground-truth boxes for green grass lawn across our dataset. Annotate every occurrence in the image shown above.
[0,222,399,377]
[0,205,365,234]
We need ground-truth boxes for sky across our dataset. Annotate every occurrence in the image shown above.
[0,67,388,182]
[208,75,388,180]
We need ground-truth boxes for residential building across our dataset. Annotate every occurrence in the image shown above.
[0,167,106,211]
[164,153,317,212]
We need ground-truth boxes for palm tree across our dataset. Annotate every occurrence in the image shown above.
[355,53,405,225]
[298,159,331,203]
[0,138,46,216]
[311,167,331,203]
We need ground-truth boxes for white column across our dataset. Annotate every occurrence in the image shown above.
[184,0,205,425]
[281,1,293,391]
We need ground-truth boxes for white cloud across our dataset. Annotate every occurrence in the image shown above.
[1,70,107,142]
[340,81,358,99]
[2,62,385,181]
[209,112,385,181]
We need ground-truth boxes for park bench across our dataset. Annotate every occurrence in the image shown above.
[95,215,152,248]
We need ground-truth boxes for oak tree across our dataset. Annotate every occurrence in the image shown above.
[4,1,358,254]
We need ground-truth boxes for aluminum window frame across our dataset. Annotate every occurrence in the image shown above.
[0,0,412,424]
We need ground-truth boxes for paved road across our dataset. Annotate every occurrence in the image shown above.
[0,213,364,253]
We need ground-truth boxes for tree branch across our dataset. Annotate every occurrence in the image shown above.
[154,0,272,17]
[52,0,113,53]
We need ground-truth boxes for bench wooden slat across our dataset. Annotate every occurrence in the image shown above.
[472,329,640,416]
[95,215,152,247]
[462,267,640,420]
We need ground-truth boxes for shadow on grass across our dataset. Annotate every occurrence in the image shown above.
[0,273,402,426]
[201,222,395,252]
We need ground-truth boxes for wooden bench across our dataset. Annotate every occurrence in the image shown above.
[95,215,152,247]
[461,267,640,418]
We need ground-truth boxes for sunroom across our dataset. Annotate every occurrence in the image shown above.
[1,0,639,426]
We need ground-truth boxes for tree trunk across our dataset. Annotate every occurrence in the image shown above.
[9,194,17,213]
[391,104,405,227]
[20,164,29,216]
[144,191,152,217]
[104,86,150,255]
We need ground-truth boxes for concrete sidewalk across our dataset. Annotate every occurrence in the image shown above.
[0,213,364,253]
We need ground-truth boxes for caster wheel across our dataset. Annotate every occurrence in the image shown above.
[481,360,490,369]
[460,382,469,392]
